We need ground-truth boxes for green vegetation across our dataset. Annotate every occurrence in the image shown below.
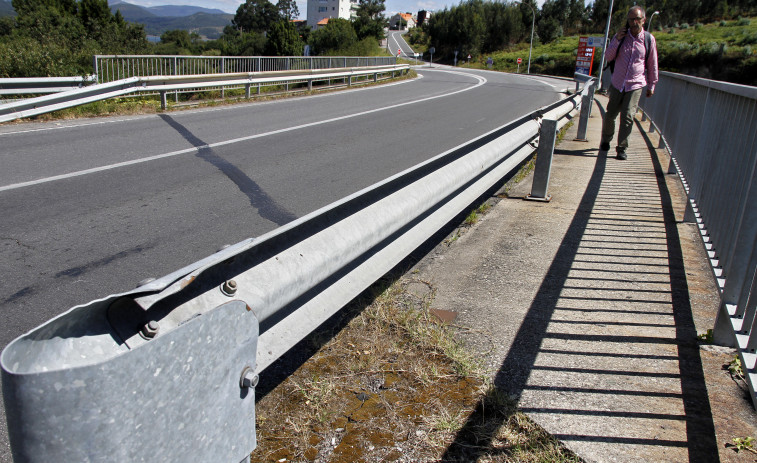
[420,17,757,86]
[0,0,148,77]
[416,0,756,85]
[0,0,391,79]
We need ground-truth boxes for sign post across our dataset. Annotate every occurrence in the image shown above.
[429,47,435,65]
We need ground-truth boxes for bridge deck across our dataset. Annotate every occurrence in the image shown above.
[411,94,757,462]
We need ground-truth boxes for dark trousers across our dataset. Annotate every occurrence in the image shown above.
[601,86,642,153]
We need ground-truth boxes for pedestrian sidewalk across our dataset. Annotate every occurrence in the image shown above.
[411,94,757,462]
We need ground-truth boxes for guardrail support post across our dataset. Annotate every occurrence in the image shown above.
[308,79,313,91]
[574,84,596,142]
[374,73,378,83]
[160,91,167,110]
[245,83,251,99]
[348,76,352,87]
[526,118,558,202]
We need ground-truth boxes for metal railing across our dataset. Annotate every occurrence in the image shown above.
[0,76,97,96]
[639,71,757,408]
[0,64,410,123]
[0,80,594,462]
[94,55,398,83]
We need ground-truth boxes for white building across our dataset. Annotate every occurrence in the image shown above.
[307,0,359,28]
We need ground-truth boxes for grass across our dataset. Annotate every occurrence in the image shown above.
[458,17,757,85]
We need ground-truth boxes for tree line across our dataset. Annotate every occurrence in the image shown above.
[426,0,757,60]
[0,0,389,78]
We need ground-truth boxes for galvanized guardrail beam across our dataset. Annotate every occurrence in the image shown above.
[1,80,592,461]
[0,76,97,95]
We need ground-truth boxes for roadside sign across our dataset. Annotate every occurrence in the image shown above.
[575,36,595,76]
[586,36,605,48]
[429,47,435,55]
[517,58,522,64]
[467,54,471,60]
[397,49,401,57]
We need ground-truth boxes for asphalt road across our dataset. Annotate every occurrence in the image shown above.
[0,67,569,461]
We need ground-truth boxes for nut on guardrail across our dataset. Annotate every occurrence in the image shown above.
[221,279,237,296]
[240,366,258,389]
[140,320,160,340]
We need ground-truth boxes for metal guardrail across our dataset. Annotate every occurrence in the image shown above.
[0,79,594,462]
[639,71,757,408]
[0,65,410,123]
[93,55,398,83]
[0,76,97,95]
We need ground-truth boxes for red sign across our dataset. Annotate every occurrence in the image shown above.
[575,36,595,75]
[517,58,522,64]
[397,49,401,56]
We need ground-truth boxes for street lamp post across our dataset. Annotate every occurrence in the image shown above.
[648,11,660,32]
[513,1,535,74]
[597,0,614,93]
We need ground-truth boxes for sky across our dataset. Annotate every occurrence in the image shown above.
[121,0,555,20]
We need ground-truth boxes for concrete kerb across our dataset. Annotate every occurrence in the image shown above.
[409,94,757,462]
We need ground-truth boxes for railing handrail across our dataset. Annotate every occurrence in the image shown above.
[639,71,757,409]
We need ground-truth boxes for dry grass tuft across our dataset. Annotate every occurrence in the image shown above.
[250,276,581,462]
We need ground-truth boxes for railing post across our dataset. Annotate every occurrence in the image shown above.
[173,57,178,103]
[526,118,558,202]
[160,91,167,110]
[221,57,225,99]
[308,79,313,91]
[93,56,99,84]
[574,84,595,142]
[245,83,251,99]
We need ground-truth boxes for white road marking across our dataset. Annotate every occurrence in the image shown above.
[0,70,486,193]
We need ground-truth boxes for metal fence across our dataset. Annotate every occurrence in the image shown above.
[0,80,593,462]
[639,71,757,408]
[0,65,410,123]
[94,55,398,84]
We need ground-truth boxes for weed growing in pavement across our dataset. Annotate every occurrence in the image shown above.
[728,355,745,380]
[726,436,757,454]
[697,328,714,343]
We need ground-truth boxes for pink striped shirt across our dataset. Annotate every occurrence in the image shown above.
[606,29,658,93]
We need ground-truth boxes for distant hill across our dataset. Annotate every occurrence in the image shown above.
[110,2,233,39]
[0,0,16,17]
[147,5,227,17]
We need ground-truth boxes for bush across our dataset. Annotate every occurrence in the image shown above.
[680,23,690,29]
[719,20,727,26]
[737,17,751,26]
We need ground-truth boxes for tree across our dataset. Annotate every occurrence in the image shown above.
[276,0,299,21]
[232,0,281,33]
[308,18,357,55]
[219,25,267,55]
[537,16,562,43]
[265,20,303,55]
[353,0,387,40]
